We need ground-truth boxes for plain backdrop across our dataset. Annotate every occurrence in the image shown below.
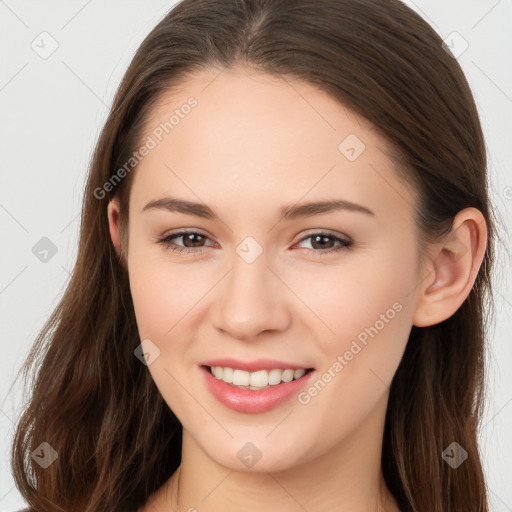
[1,1,511,510]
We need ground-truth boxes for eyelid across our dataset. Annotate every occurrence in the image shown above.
[159,228,215,242]
[156,228,353,256]
[295,228,350,242]
[158,228,350,244]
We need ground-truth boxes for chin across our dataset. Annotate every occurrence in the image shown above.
[201,436,306,473]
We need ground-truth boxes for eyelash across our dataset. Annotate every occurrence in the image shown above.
[156,230,353,256]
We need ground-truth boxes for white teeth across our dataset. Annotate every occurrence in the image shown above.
[232,369,250,386]
[281,369,294,382]
[209,366,309,388]
[268,368,282,385]
[294,369,306,379]
[222,366,234,383]
[249,370,268,387]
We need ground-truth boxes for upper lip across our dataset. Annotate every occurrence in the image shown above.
[201,358,314,372]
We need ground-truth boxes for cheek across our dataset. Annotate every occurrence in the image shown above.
[127,252,202,408]
[301,239,417,391]
[301,247,415,342]
[127,237,204,337]
[295,256,415,442]
[128,265,173,337]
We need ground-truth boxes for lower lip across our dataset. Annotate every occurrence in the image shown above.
[201,366,315,414]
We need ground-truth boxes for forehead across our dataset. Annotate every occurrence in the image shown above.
[129,66,416,225]
[143,65,379,150]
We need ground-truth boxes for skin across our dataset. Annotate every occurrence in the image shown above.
[107,65,488,511]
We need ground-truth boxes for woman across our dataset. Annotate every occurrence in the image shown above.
[10,0,497,510]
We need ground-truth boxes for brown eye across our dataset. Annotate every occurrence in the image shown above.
[157,230,353,256]
[158,231,215,253]
[296,232,353,255]
[179,233,207,248]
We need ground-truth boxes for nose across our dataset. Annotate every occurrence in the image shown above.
[214,251,291,341]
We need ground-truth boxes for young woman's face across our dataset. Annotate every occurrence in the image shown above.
[122,66,425,471]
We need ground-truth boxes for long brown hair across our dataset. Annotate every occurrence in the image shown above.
[10,0,499,510]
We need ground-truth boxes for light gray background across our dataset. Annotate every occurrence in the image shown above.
[1,1,511,510]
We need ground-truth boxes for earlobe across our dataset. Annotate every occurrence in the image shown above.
[412,207,487,328]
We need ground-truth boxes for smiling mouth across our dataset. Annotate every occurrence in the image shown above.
[203,365,315,390]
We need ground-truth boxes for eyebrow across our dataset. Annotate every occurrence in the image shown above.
[141,196,375,221]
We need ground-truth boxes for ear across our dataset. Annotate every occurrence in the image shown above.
[412,207,488,327]
[107,197,127,269]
